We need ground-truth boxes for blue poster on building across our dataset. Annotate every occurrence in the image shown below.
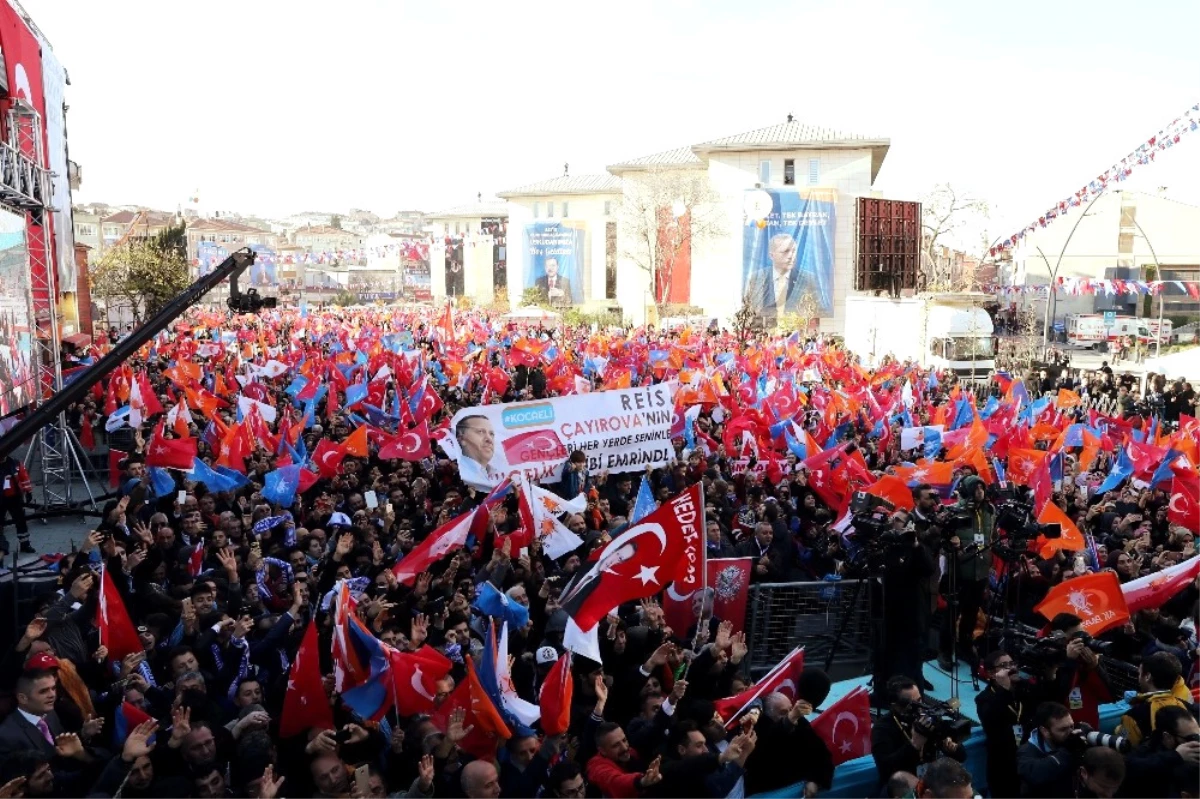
[742,189,836,324]
[524,222,584,306]
[197,241,228,277]
[249,244,277,286]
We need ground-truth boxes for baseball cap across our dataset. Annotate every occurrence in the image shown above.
[25,652,59,671]
[536,646,559,666]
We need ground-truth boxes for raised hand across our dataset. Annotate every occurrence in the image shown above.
[257,765,285,799]
[715,620,733,652]
[55,732,85,759]
[411,614,429,647]
[0,778,27,799]
[170,705,192,744]
[641,756,663,788]
[69,573,95,601]
[593,673,609,707]
[23,617,48,643]
[669,678,688,704]
[122,719,159,761]
[446,707,473,743]
[730,631,748,664]
[80,715,105,741]
[416,754,435,793]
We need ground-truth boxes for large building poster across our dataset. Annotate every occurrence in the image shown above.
[401,240,431,301]
[248,244,278,286]
[742,189,836,325]
[0,209,33,417]
[445,237,465,297]
[524,221,585,306]
[481,217,507,290]
[196,241,228,277]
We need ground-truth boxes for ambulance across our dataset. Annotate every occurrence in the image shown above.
[1064,314,1158,349]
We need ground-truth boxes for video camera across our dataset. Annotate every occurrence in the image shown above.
[989,488,1061,559]
[895,696,975,743]
[1009,626,1113,670]
[228,288,277,313]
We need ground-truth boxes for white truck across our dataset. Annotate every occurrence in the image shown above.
[843,293,996,381]
[1065,314,1162,349]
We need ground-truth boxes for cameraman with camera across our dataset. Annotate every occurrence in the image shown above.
[938,475,995,671]
[871,676,966,792]
[1045,613,1115,731]
[1122,704,1200,798]
[976,650,1050,799]
[1018,700,1131,798]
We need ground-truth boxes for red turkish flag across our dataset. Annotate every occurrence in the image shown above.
[96,566,142,663]
[810,687,873,766]
[279,619,336,738]
[713,647,805,725]
[392,508,476,586]
[430,657,511,761]
[1034,571,1130,635]
[389,645,452,717]
[1168,476,1199,532]
[1121,555,1200,613]
[108,448,127,489]
[560,484,704,637]
[662,557,753,636]
[144,426,198,470]
[311,439,346,479]
[379,423,433,461]
[539,652,574,737]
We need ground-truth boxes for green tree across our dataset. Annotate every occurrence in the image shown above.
[91,234,191,323]
[330,214,343,230]
[521,286,549,308]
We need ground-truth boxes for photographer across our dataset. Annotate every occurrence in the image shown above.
[877,509,936,691]
[1122,705,1200,798]
[1018,701,1082,797]
[871,676,966,792]
[1045,613,1114,730]
[976,650,1047,799]
[938,475,994,670]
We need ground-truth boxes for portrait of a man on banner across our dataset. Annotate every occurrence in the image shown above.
[743,188,836,326]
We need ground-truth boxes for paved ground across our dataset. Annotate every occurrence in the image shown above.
[0,478,104,576]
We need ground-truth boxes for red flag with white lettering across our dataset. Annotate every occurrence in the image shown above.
[713,647,805,725]
[280,619,335,738]
[810,687,873,766]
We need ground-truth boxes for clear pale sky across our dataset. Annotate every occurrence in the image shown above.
[25,0,1200,236]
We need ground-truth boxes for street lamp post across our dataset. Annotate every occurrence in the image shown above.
[1034,191,1107,357]
[1126,215,1164,358]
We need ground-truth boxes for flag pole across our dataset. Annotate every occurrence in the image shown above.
[680,483,709,681]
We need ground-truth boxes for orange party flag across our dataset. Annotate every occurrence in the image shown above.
[1034,571,1129,635]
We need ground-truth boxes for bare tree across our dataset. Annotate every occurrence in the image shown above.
[921,183,990,291]
[620,167,725,306]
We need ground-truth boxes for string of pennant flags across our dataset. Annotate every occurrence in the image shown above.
[990,101,1200,257]
[984,277,1200,298]
[194,235,506,268]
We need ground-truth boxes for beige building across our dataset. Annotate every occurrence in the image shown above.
[424,200,509,302]
[291,224,364,258]
[1013,190,1200,323]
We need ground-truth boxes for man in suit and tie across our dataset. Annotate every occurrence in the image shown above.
[0,664,66,760]
[746,233,799,328]
[535,258,573,306]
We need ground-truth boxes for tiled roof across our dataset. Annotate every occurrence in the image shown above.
[101,209,175,225]
[607,146,704,172]
[187,218,271,234]
[497,174,623,198]
[425,201,510,219]
[693,120,886,150]
[294,225,358,236]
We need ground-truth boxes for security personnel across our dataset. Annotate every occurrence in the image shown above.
[0,453,34,554]
[939,475,994,670]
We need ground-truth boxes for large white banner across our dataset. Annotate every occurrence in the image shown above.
[35,35,76,294]
[442,383,678,489]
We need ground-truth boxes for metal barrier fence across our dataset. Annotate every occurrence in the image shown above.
[744,579,873,678]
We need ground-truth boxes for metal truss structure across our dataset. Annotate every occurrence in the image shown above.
[0,95,95,511]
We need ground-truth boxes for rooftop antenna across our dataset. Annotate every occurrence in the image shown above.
[787,113,794,123]
[564,162,569,177]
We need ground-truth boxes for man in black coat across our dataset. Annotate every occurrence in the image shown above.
[743,691,835,796]
[871,676,966,793]
[1121,705,1200,798]
[975,650,1048,799]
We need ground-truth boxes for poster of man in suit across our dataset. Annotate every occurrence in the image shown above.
[742,189,836,327]
[524,221,584,306]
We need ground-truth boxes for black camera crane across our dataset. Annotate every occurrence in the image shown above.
[0,248,265,463]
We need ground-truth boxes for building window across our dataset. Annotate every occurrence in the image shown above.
[604,200,612,217]
[547,202,555,218]
[533,202,540,219]
[75,224,96,237]
[561,201,569,218]
[784,159,795,186]
[808,158,820,185]
[759,160,771,184]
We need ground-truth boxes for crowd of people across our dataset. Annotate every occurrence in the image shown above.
[0,304,1196,799]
